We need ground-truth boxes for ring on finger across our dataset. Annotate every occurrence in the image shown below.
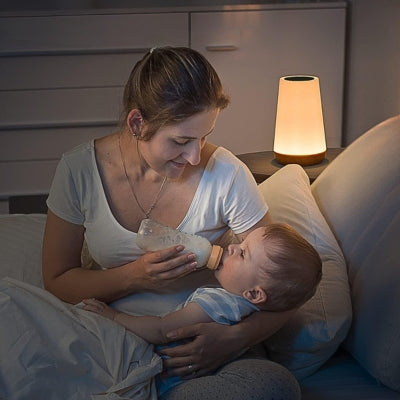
[187,364,193,372]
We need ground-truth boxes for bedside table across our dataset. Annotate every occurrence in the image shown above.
[237,148,344,183]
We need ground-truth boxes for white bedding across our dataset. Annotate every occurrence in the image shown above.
[0,277,162,400]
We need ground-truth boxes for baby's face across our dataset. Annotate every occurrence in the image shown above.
[214,227,266,296]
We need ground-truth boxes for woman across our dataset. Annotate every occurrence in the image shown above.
[42,46,300,399]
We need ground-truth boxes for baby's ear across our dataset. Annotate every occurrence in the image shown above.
[243,286,267,305]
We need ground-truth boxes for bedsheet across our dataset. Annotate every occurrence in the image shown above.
[0,278,162,400]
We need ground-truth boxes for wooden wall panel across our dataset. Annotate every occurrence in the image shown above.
[0,160,59,197]
[0,53,141,90]
[0,13,188,54]
[0,126,114,203]
[0,126,114,162]
[1,87,121,129]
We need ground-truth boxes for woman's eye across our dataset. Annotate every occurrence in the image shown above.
[240,249,245,258]
[175,141,188,146]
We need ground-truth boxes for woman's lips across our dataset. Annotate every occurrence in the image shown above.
[171,160,187,169]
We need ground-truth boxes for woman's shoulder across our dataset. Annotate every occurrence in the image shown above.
[202,142,237,160]
[61,140,94,164]
[54,140,97,185]
[207,145,247,176]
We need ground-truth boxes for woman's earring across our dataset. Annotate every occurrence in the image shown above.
[129,119,142,138]
[128,111,143,138]
[128,126,137,138]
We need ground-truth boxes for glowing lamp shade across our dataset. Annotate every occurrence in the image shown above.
[273,75,326,166]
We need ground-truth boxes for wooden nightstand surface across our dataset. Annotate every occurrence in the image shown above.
[237,148,344,183]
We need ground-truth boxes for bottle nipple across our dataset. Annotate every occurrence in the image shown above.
[207,245,223,270]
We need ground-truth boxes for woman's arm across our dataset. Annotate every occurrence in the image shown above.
[83,298,213,344]
[160,308,295,377]
[42,210,198,304]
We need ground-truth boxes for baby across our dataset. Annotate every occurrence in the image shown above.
[84,223,322,395]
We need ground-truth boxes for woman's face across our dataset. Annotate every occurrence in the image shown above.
[214,227,267,296]
[138,108,220,180]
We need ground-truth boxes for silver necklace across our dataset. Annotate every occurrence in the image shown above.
[118,133,167,219]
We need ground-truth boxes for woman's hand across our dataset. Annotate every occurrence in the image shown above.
[43,209,197,303]
[157,309,295,379]
[129,245,198,291]
[158,322,242,378]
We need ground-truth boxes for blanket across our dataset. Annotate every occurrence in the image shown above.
[0,278,162,400]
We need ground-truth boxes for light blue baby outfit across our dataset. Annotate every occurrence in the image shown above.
[156,286,259,397]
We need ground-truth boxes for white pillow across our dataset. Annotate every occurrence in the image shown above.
[259,164,352,379]
[0,214,46,288]
[311,115,400,391]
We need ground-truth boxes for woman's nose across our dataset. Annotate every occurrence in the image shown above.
[183,141,202,165]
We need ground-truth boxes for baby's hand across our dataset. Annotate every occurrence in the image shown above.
[83,298,117,321]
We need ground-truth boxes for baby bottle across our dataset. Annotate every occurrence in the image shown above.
[136,219,223,270]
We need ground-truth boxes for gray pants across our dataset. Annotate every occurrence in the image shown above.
[162,356,301,400]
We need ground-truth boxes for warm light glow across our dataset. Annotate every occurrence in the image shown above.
[273,75,326,166]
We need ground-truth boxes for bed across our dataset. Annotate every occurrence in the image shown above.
[1,116,400,399]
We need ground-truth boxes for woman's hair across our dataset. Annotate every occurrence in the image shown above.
[258,223,322,312]
[120,46,230,140]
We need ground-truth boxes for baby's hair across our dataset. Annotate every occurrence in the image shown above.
[120,46,230,139]
[257,223,322,311]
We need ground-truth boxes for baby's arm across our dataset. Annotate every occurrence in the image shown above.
[83,298,213,344]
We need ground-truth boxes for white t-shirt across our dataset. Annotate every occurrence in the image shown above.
[47,139,268,315]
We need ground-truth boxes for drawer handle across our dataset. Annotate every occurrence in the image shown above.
[205,45,238,52]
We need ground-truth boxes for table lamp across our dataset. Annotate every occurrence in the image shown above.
[273,75,326,166]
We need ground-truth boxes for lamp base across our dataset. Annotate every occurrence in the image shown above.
[274,151,326,166]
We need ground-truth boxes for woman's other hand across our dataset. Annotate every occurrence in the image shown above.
[157,309,295,378]
[158,322,241,378]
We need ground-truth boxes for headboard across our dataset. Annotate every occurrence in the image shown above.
[8,195,48,214]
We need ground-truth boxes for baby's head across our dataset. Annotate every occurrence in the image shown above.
[214,223,322,312]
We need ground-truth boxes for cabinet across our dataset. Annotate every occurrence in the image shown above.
[0,12,188,198]
[191,5,346,154]
[0,3,346,204]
